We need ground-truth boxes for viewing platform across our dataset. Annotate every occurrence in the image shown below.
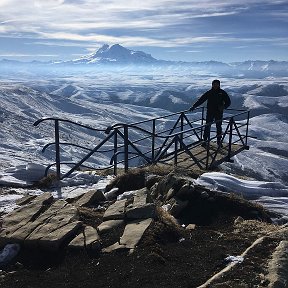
[34,107,250,179]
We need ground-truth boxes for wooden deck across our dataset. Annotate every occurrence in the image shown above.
[159,141,247,170]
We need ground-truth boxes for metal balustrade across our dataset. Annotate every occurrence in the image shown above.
[34,107,250,180]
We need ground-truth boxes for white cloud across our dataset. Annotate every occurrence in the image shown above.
[0,0,269,34]
[0,0,287,60]
[34,0,65,8]
[0,52,58,57]
[36,30,229,47]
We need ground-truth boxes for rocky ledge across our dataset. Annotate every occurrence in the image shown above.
[0,171,287,288]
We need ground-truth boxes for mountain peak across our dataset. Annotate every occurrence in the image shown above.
[95,44,130,58]
[74,44,158,64]
[97,44,110,54]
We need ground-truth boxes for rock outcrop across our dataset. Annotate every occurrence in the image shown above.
[0,172,275,257]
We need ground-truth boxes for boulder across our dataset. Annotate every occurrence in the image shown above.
[75,189,106,207]
[119,218,153,249]
[0,195,82,251]
[0,193,54,245]
[6,200,69,243]
[97,220,125,233]
[145,174,162,189]
[1,192,53,228]
[103,199,126,220]
[37,221,82,251]
[151,173,187,201]
[126,188,156,219]
[25,201,79,246]
[126,203,156,220]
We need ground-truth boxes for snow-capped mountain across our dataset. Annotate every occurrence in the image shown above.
[1,44,287,77]
[68,44,158,64]
[55,44,288,77]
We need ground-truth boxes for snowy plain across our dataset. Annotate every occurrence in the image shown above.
[0,66,288,223]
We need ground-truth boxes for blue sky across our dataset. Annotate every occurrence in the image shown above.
[0,0,287,62]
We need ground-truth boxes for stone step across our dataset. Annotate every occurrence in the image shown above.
[103,199,126,220]
[68,225,101,251]
[103,218,153,252]
[7,200,68,243]
[0,187,156,253]
[25,202,79,245]
[126,188,155,219]
[0,193,54,246]
[75,189,106,207]
[2,192,53,228]
[97,219,125,233]
[120,218,153,249]
[37,221,83,251]
[0,194,81,251]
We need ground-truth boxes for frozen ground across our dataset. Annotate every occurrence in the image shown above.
[0,70,287,222]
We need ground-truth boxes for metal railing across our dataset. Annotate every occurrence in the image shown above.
[34,107,250,179]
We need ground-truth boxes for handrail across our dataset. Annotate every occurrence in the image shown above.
[34,117,107,132]
[34,107,250,179]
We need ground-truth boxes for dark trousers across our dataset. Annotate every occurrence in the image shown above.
[203,111,223,144]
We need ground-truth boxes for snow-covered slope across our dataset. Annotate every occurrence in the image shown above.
[0,69,288,221]
[0,73,287,181]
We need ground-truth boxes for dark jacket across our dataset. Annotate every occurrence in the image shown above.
[192,88,231,114]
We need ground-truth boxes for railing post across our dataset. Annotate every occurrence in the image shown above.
[113,129,118,175]
[245,111,250,147]
[205,133,210,169]
[180,112,184,150]
[174,136,178,166]
[201,107,205,140]
[228,117,234,161]
[123,125,129,172]
[151,119,156,162]
[54,119,61,180]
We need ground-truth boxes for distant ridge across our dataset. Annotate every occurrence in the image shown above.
[56,44,288,77]
[0,43,287,77]
[54,44,288,76]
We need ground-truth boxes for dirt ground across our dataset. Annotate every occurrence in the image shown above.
[0,210,282,288]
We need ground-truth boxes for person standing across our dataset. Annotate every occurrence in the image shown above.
[189,79,231,147]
